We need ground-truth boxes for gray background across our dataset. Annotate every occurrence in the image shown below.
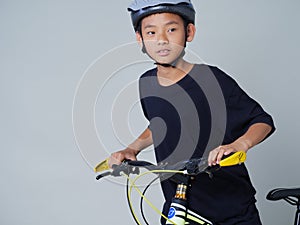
[1,0,299,224]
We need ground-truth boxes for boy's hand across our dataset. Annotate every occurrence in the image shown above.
[108,148,139,168]
[208,146,236,167]
[208,141,249,167]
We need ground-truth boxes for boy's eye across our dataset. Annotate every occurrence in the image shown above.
[147,31,155,35]
[168,28,176,32]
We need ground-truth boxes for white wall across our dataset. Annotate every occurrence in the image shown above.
[1,0,299,224]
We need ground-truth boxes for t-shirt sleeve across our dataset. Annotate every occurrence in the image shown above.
[138,71,151,121]
[226,79,275,142]
[140,95,149,120]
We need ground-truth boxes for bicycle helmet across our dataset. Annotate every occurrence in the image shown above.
[128,0,195,31]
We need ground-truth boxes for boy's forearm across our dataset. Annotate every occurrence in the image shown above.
[128,128,153,154]
[234,123,272,152]
[209,122,273,165]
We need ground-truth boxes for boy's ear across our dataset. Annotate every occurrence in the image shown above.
[136,31,143,45]
[186,23,196,42]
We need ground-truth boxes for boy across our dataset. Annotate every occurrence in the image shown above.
[109,0,275,224]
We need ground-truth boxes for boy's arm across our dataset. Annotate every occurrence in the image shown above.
[208,123,272,166]
[109,128,153,167]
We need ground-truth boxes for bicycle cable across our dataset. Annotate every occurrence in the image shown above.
[140,176,160,225]
[125,169,187,225]
[126,177,142,225]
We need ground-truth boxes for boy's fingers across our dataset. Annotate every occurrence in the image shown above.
[108,152,123,167]
[208,149,218,166]
[216,147,225,164]
[126,154,137,161]
[108,150,138,168]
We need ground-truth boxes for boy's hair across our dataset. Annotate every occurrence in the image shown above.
[127,0,195,32]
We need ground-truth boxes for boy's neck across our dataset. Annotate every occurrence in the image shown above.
[156,59,194,86]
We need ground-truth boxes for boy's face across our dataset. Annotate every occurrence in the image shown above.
[136,13,195,65]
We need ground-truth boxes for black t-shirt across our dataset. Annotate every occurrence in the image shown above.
[139,64,275,222]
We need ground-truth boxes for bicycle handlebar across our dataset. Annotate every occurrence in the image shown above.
[95,151,247,180]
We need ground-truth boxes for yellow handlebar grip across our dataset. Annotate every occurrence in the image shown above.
[219,151,246,167]
[94,158,110,172]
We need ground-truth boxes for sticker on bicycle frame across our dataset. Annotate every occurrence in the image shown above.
[168,207,176,219]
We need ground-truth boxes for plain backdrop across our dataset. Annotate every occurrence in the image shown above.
[1,0,300,224]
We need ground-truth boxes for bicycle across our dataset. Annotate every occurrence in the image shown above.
[94,151,247,225]
[267,187,300,225]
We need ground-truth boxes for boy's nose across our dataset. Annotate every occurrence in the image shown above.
[157,32,168,45]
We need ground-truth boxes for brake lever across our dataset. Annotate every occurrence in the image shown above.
[95,159,148,182]
[202,151,247,178]
[110,160,140,177]
[204,165,221,178]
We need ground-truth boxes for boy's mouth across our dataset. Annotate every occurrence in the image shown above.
[157,49,170,56]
